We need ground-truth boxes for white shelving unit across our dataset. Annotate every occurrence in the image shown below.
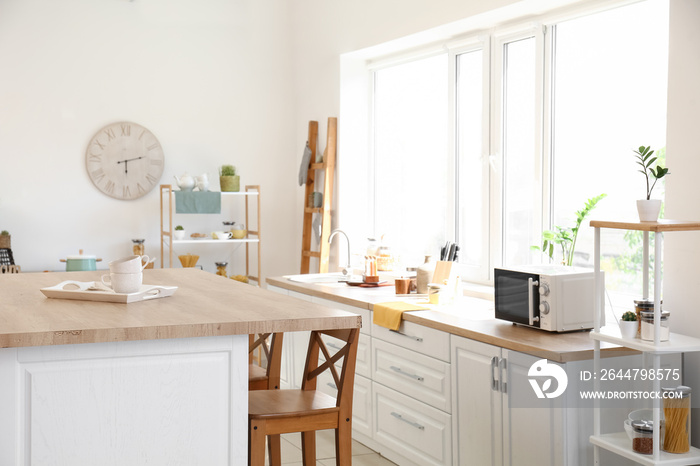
[159,184,261,285]
[590,219,700,465]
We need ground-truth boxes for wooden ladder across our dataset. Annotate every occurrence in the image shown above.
[300,117,337,274]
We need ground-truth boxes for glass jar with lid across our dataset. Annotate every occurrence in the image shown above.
[631,420,655,454]
[663,386,691,453]
[132,239,145,256]
[640,310,670,341]
[215,261,228,277]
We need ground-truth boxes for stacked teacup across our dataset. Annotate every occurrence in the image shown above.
[102,255,149,294]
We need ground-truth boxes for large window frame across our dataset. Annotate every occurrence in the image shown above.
[353,0,668,286]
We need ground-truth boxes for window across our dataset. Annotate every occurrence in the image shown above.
[368,0,669,291]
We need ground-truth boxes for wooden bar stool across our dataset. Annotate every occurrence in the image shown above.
[248,327,359,466]
[248,333,284,391]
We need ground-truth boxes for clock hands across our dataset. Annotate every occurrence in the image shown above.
[116,156,144,174]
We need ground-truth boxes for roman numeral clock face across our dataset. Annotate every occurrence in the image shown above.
[86,122,165,200]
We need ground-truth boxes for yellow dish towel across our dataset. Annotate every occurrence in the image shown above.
[373,302,428,331]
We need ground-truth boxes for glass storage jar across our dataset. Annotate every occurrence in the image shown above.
[634,299,655,336]
[663,386,691,453]
[640,310,670,341]
[132,239,145,256]
[631,420,655,455]
[215,261,228,277]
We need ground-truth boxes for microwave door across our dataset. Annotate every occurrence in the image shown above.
[494,270,540,327]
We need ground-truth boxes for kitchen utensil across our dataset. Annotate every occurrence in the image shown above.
[60,249,102,271]
[109,255,150,273]
[102,272,142,294]
[41,280,177,303]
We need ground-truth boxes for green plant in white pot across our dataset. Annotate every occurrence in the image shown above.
[219,165,240,192]
[618,310,638,339]
[633,145,669,222]
[174,225,186,241]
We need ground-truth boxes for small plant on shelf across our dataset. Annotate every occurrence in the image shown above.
[621,311,637,322]
[173,225,186,241]
[1,230,9,236]
[633,145,669,200]
[0,230,10,249]
[219,164,240,192]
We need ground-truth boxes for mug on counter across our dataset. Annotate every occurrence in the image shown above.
[109,255,150,274]
[394,278,411,295]
[102,272,142,294]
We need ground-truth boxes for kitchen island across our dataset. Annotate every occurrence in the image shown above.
[0,269,360,466]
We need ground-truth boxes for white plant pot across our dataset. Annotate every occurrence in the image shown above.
[636,199,662,222]
[173,230,186,241]
[618,320,638,339]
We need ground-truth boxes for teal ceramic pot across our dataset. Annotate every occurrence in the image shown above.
[65,254,98,271]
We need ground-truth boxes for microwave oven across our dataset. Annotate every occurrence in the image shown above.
[494,265,602,332]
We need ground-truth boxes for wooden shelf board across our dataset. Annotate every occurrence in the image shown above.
[589,219,700,232]
[591,432,700,466]
[591,326,700,353]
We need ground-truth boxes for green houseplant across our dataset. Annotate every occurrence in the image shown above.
[174,225,186,241]
[619,310,638,339]
[532,194,606,266]
[0,230,10,249]
[219,165,240,192]
[633,145,669,221]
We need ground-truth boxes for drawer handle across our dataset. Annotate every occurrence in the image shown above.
[389,329,424,342]
[390,365,424,382]
[491,356,499,391]
[391,411,425,430]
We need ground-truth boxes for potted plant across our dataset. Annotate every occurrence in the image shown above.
[0,230,10,249]
[532,194,606,266]
[619,310,638,339]
[173,225,186,241]
[633,145,669,222]
[219,165,240,192]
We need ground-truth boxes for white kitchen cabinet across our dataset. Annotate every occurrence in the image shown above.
[451,336,565,466]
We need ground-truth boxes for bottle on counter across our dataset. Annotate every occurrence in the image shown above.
[416,255,436,294]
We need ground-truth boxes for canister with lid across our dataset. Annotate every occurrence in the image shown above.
[631,420,655,454]
[663,386,691,453]
[634,299,655,336]
[640,310,670,341]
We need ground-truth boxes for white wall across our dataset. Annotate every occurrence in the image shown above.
[663,0,700,446]
[0,0,297,280]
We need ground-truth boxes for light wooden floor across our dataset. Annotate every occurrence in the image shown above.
[267,429,397,466]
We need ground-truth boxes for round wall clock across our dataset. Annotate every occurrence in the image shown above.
[85,121,165,200]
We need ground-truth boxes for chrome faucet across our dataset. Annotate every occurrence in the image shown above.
[328,229,351,277]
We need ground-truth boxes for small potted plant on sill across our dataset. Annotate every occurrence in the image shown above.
[633,145,669,222]
[619,310,638,339]
[219,164,240,192]
[173,225,186,241]
[0,230,10,249]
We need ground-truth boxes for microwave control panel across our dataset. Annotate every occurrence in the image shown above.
[538,277,555,331]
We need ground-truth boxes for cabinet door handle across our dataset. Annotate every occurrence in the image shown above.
[391,411,425,430]
[389,329,424,342]
[390,365,424,382]
[499,357,507,394]
[491,356,499,391]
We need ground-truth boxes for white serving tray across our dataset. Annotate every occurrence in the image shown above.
[41,281,178,303]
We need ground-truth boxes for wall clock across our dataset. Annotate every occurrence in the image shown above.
[86,121,165,200]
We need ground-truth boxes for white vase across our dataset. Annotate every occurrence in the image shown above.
[618,320,638,339]
[173,230,186,241]
[636,199,661,222]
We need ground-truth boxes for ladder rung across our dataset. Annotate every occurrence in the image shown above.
[305,207,323,214]
[302,251,321,258]
[310,163,326,170]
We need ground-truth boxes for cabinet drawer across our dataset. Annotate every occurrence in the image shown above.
[321,332,371,379]
[318,373,373,439]
[372,318,449,362]
[373,382,452,466]
[372,339,450,412]
[312,297,370,335]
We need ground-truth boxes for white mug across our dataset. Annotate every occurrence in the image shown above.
[109,255,150,273]
[102,272,142,294]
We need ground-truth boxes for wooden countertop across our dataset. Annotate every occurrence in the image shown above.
[0,269,361,349]
[267,276,631,363]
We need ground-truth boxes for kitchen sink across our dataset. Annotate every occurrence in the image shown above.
[285,273,349,284]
